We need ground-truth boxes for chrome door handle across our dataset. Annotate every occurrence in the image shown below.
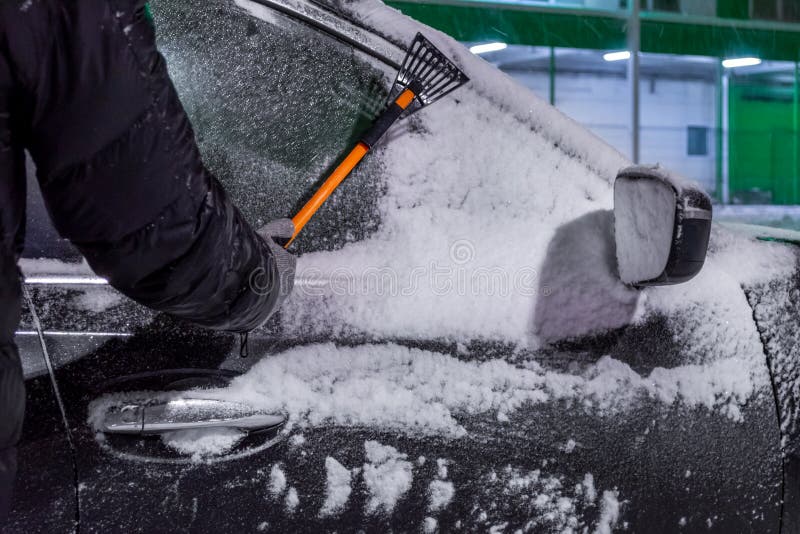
[101,398,285,435]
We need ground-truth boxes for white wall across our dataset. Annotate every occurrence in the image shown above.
[504,69,718,193]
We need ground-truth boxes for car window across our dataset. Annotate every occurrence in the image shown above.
[153,0,394,252]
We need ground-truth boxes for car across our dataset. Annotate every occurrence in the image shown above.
[6,0,800,532]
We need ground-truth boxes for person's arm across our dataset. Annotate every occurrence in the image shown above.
[0,44,25,523]
[6,0,294,333]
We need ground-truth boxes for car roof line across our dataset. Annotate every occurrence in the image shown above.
[243,0,403,69]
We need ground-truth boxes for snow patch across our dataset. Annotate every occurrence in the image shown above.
[423,517,438,533]
[72,289,123,312]
[595,490,621,534]
[428,480,454,513]
[213,342,760,442]
[363,441,413,514]
[269,464,287,497]
[427,457,454,512]
[160,428,244,460]
[320,457,353,517]
[285,487,299,513]
[473,466,619,531]
[561,439,577,454]
[436,458,448,479]
[289,434,306,448]
[705,224,796,286]
[582,473,597,504]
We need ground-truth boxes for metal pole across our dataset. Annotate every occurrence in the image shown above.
[628,0,641,163]
[794,61,798,204]
[549,46,556,106]
[722,67,730,204]
[715,61,723,202]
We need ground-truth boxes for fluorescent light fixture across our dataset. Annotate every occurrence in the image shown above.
[722,57,761,68]
[603,51,631,62]
[470,42,507,55]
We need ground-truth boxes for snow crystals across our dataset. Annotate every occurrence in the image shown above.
[470,466,621,533]
[363,441,414,514]
[320,457,354,517]
[268,464,287,498]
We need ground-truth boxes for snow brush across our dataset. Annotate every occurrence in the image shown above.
[284,33,469,247]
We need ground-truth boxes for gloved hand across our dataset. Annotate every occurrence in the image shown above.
[255,218,297,311]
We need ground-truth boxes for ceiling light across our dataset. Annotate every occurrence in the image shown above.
[722,57,761,68]
[470,42,507,55]
[603,51,631,62]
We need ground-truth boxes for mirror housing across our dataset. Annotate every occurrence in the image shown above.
[614,165,712,287]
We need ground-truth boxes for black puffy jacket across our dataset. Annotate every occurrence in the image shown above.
[0,0,284,507]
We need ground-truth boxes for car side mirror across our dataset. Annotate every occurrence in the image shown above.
[614,165,712,287]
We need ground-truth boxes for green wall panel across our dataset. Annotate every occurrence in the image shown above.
[388,1,800,61]
[717,0,749,20]
[729,83,798,204]
[640,18,800,60]
[385,2,627,50]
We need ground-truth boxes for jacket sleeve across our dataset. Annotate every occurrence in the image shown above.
[6,0,281,333]
[80,1,281,332]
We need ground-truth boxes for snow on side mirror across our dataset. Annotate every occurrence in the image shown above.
[614,165,712,287]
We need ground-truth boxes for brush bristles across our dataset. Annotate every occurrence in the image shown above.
[395,33,469,106]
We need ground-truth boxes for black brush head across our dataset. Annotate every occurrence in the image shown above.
[394,32,469,107]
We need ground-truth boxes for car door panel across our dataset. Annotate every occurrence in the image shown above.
[25,284,252,532]
[6,298,77,533]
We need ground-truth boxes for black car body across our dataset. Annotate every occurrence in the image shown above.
[6,0,800,532]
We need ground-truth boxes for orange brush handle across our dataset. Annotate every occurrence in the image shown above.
[285,142,369,247]
[285,87,417,248]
